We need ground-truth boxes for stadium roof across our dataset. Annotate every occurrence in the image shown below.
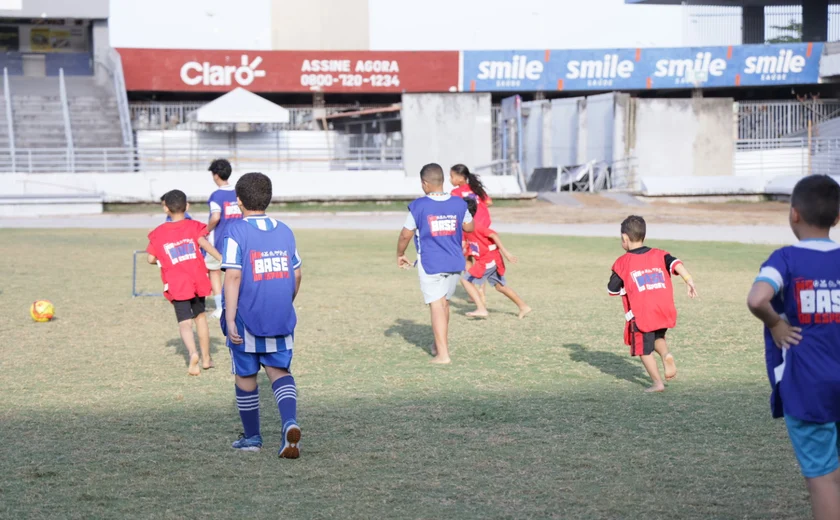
[195,88,290,124]
[626,1,808,5]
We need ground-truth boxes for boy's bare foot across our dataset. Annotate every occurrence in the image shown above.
[188,354,201,376]
[430,355,451,364]
[466,310,489,318]
[518,306,533,320]
[202,359,215,370]
[644,382,665,393]
[663,354,677,380]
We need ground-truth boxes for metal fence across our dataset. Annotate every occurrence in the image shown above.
[737,100,840,140]
[735,137,840,178]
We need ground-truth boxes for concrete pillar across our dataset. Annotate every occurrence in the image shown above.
[803,0,829,42]
[742,6,765,44]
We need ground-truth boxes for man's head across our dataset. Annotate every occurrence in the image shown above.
[620,215,646,251]
[465,196,478,217]
[420,163,444,194]
[236,172,272,212]
[790,175,840,238]
[209,158,232,184]
[162,189,188,215]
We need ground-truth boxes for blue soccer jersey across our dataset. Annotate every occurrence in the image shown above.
[405,194,471,275]
[221,216,301,352]
[756,239,840,423]
[208,185,242,247]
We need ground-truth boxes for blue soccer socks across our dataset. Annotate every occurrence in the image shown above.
[235,385,260,439]
[271,376,298,431]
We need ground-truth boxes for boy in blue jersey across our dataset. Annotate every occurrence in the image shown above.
[206,159,242,319]
[162,192,192,221]
[397,163,474,364]
[747,175,840,520]
[220,172,302,458]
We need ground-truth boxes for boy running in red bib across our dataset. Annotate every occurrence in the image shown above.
[461,198,531,319]
[608,215,697,392]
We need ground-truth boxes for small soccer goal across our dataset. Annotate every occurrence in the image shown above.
[132,250,163,298]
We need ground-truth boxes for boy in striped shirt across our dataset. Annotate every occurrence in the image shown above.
[221,172,302,458]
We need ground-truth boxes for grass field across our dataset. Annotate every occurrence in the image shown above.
[0,228,813,519]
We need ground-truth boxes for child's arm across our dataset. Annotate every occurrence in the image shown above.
[294,267,302,301]
[206,212,221,233]
[747,281,802,349]
[396,227,414,269]
[147,254,157,265]
[672,263,698,299]
[197,236,223,262]
[487,232,518,264]
[607,271,623,295]
[224,270,243,345]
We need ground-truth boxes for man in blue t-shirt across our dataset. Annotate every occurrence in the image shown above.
[206,159,242,318]
[221,172,302,458]
[748,175,840,520]
[397,163,474,364]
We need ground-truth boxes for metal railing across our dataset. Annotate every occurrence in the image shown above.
[58,69,74,171]
[107,49,133,148]
[737,100,840,140]
[735,137,840,178]
[0,145,403,173]
[128,102,395,131]
[3,67,14,172]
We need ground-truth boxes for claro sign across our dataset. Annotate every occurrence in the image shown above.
[118,49,459,93]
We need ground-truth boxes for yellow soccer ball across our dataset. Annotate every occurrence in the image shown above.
[30,300,55,322]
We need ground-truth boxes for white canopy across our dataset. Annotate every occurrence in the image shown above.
[195,88,290,124]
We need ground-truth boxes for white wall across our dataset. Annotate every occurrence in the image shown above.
[271,0,369,50]
[401,93,493,179]
[633,98,734,179]
[0,0,107,18]
[3,170,521,203]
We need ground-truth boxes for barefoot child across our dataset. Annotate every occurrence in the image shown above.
[397,163,474,364]
[147,190,222,375]
[747,175,840,520]
[461,198,531,319]
[607,215,697,392]
[450,163,493,305]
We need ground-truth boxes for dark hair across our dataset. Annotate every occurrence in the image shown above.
[236,172,272,211]
[451,163,488,200]
[465,196,478,217]
[792,175,840,228]
[209,158,232,180]
[160,192,167,202]
[420,163,444,186]
[163,189,187,213]
[621,215,646,242]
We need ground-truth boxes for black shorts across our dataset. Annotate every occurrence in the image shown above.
[629,323,667,356]
[172,297,206,323]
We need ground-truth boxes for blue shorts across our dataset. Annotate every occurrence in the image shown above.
[465,267,506,287]
[785,415,840,478]
[229,348,293,377]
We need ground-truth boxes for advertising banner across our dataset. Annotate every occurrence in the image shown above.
[118,49,460,93]
[462,43,823,92]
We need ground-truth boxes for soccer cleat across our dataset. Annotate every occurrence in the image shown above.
[211,308,223,319]
[278,423,301,459]
[231,433,263,452]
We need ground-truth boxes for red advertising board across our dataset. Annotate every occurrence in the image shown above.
[117,49,459,93]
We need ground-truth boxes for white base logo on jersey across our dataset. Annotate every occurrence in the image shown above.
[250,250,290,281]
[427,215,458,236]
[796,279,840,324]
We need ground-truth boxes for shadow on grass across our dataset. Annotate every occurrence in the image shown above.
[562,343,649,387]
[384,318,434,355]
[166,336,224,365]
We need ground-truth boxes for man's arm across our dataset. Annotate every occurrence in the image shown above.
[397,228,414,269]
[197,236,222,262]
[224,269,243,344]
[488,232,517,264]
[747,281,802,348]
[206,212,221,233]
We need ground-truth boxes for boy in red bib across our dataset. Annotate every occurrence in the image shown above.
[608,216,697,392]
[147,190,223,376]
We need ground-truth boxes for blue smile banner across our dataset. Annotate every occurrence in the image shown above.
[461,43,823,92]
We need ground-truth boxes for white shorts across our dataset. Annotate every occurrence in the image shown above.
[205,254,221,271]
[418,258,460,304]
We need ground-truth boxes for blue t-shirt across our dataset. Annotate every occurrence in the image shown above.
[207,185,241,247]
[756,239,840,423]
[221,216,301,349]
[406,194,471,275]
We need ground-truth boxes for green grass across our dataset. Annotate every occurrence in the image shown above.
[105,198,536,215]
[0,229,811,519]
